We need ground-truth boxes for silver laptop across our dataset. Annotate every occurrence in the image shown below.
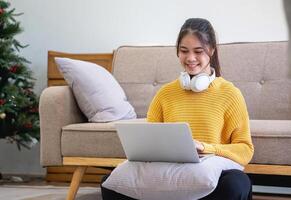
[115,122,212,163]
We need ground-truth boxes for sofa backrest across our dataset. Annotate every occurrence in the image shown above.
[112,42,291,120]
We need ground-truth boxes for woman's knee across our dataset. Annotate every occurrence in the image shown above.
[219,169,252,199]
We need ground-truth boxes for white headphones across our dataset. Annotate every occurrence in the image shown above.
[179,67,216,92]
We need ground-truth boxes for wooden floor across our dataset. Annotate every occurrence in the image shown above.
[2,174,291,200]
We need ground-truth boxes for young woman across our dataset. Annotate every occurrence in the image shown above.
[101,18,254,200]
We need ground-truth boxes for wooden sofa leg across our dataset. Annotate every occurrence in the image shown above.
[66,166,87,200]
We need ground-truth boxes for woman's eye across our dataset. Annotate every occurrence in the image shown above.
[195,51,203,54]
[180,50,188,54]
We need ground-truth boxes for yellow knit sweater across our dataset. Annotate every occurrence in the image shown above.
[147,77,254,166]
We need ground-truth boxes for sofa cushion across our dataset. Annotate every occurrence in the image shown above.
[55,57,137,122]
[112,46,182,118]
[250,120,291,165]
[219,42,291,120]
[61,119,291,165]
[61,118,145,158]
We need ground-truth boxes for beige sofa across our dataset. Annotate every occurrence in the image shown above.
[40,42,291,200]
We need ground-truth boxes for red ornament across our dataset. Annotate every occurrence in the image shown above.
[29,107,38,113]
[0,8,4,15]
[9,65,18,73]
[23,123,33,129]
[0,99,5,105]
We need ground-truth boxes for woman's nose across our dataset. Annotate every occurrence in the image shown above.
[186,53,197,62]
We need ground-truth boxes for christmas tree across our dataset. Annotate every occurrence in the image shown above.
[0,1,39,149]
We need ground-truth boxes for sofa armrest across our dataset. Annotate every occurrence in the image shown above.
[39,86,86,166]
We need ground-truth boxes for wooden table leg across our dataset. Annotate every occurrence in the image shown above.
[66,166,87,200]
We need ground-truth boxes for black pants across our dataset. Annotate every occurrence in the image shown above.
[101,169,252,200]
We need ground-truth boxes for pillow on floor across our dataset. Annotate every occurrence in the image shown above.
[55,57,137,122]
[102,156,243,200]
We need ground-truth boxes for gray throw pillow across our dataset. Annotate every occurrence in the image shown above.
[55,57,137,122]
[102,156,243,200]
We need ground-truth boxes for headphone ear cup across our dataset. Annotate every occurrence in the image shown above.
[190,73,211,92]
[179,72,191,90]
[179,68,216,92]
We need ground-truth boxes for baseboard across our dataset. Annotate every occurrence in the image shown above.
[253,185,291,195]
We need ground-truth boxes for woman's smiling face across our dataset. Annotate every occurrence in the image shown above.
[178,34,213,76]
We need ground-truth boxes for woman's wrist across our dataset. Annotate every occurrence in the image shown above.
[194,140,205,153]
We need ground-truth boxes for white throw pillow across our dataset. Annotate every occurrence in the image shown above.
[102,156,243,200]
[55,57,137,122]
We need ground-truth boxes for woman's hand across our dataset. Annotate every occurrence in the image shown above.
[193,139,205,153]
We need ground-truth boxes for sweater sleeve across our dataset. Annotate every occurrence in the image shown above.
[146,89,164,122]
[202,88,254,166]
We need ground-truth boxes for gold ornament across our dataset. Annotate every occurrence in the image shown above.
[0,113,6,119]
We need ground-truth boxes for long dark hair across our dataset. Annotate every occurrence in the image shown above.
[176,18,221,77]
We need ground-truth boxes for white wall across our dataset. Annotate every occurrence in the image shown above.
[0,141,45,175]
[10,0,289,94]
[0,0,288,175]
